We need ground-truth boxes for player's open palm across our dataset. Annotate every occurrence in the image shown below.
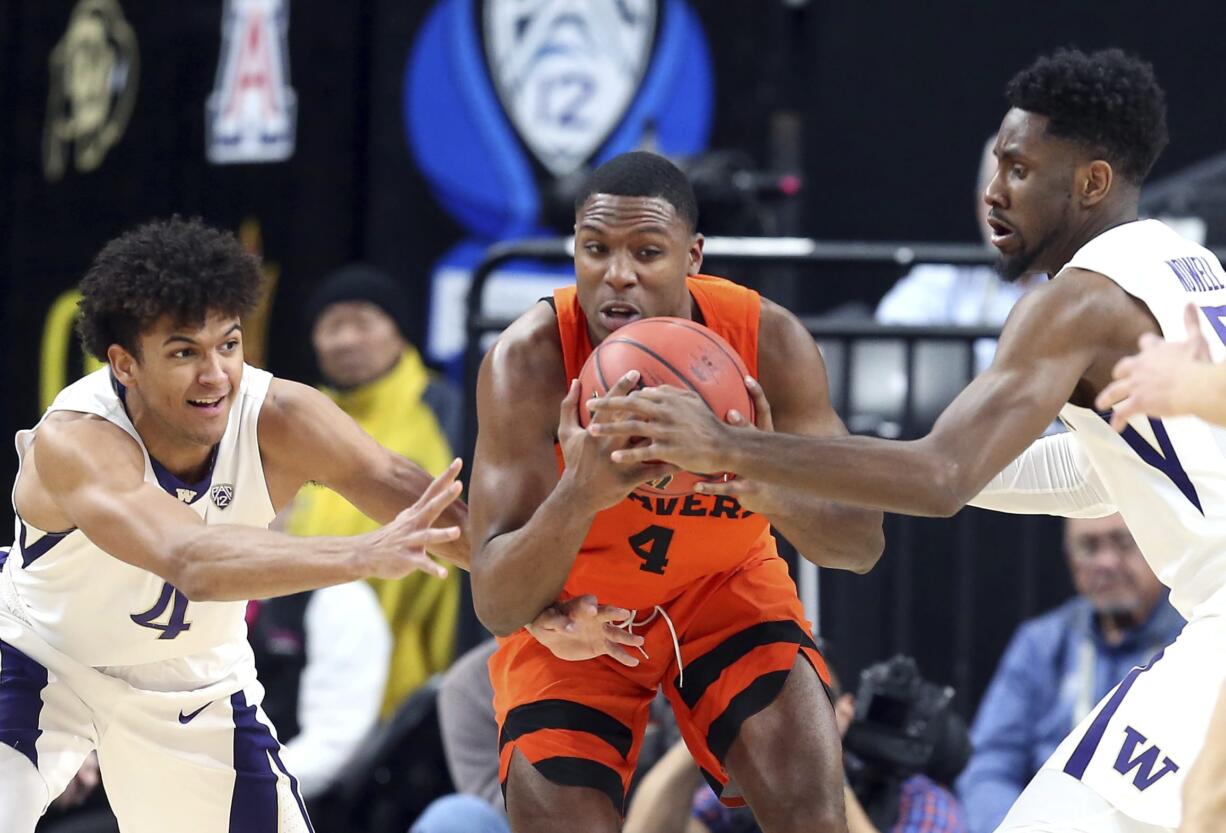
[526,594,645,667]
[558,371,679,512]
[364,458,464,580]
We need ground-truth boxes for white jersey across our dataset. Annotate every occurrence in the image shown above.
[1057,219,1226,619]
[2,364,275,666]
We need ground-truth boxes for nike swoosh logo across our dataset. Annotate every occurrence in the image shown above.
[178,701,212,724]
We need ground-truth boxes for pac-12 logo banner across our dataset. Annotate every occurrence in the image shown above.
[483,0,657,177]
[206,0,297,164]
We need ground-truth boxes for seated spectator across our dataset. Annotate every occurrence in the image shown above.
[956,514,1184,833]
[291,264,464,717]
[247,582,391,803]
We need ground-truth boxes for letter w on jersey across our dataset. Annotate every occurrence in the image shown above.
[1113,725,1179,790]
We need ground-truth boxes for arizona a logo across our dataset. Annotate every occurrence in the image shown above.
[206,0,297,164]
[483,0,658,176]
[210,483,235,510]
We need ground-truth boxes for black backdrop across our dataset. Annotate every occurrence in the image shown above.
[2,0,1219,712]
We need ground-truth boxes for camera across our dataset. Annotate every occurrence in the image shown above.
[842,655,971,829]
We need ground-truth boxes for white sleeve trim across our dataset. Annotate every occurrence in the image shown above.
[970,432,1117,518]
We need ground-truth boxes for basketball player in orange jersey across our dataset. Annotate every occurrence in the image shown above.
[469,151,885,833]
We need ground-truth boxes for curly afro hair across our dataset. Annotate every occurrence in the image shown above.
[1006,48,1169,184]
[77,217,263,361]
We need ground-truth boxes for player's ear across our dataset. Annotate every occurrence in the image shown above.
[1080,159,1113,207]
[107,343,139,385]
[688,233,704,275]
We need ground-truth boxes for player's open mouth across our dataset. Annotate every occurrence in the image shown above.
[599,301,643,332]
[187,396,226,412]
[987,216,1018,250]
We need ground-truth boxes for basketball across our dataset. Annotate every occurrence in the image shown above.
[577,317,754,496]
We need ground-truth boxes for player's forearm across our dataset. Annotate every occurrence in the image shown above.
[765,498,884,573]
[472,475,598,636]
[622,741,704,833]
[730,433,966,517]
[169,526,367,601]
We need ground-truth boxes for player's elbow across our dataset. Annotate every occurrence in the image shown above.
[471,564,528,637]
[848,523,886,574]
[924,459,969,518]
[165,543,221,602]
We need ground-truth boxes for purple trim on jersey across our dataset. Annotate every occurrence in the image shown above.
[149,452,217,505]
[229,691,314,833]
[1100,412,1203,514]
[0,548,8,571]
[0,640,48,767]
[1063,648,1165,780]
[18,521,72,568]
[113,376,218,504]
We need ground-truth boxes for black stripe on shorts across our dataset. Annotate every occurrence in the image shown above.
[533,756,627,814]
[706,669,791,764]
[677,620,817,708]
[499,699,634,760]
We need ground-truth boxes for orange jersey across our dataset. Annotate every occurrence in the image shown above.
[553,274,777,610]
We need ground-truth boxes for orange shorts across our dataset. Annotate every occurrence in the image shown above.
[489,551,829,814]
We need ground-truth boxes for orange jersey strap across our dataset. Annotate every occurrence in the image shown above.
[552,274,762,383]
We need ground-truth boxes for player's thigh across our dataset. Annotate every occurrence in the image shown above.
[0,638,96,826]
[723,654,846,833]
[504,748,621,833]
[99,686,312,833]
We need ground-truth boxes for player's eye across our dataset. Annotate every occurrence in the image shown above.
[1011,164,1027,179]
[172,348,194,359]
[584,242,606,255]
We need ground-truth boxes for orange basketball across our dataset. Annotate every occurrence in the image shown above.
[577,317,754,496]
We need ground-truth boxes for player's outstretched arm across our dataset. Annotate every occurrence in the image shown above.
[31,414,462,601]
[258,379,470,567]
[592,272,1120,517]
[700,301,884,572]
[468,307,675,636]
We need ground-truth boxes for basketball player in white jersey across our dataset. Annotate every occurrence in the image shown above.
[0,217,469,832]
[591,48,1223,832]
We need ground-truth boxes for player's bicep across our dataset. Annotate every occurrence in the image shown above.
[260,379,399,494]
[757,300,847,439]
[469,344,564,550]
[923,282,1100,496]
[35,424,202,580]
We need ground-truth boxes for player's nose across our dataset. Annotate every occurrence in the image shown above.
[603,252,638,289]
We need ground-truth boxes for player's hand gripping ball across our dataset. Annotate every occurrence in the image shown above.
[577,317,753,495]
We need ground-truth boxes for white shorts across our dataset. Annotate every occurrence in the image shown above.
[996,608,1226,832]
[0,607,313,833]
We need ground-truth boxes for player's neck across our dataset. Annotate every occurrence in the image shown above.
[124,392,217,481]
[1052,201,1140,274]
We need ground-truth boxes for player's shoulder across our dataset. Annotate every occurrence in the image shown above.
[35,411,141,464]
[258,377,336,444]
[757,297,820,364]
[31,411,144,489]
[1004,268,1124,337]
[480,300,564,389]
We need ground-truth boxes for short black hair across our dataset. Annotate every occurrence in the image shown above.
[574,151,699,233]
[77,216,263,361]
[1006,48,1169,184]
